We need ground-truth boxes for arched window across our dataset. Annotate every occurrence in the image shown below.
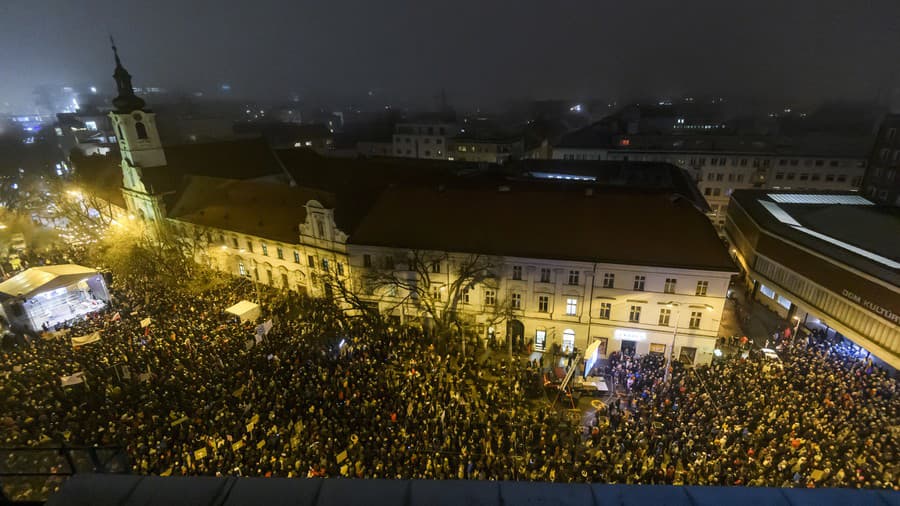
[135,121,148,140]
[117,124,124,141]
[562,329,575,353]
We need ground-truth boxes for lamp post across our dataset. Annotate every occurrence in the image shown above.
[663,301,714,383]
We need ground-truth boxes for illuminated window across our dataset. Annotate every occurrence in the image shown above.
[535,329,547,351]
[511,293,521,309]
[619,138,630,147]
[238,261,247,276]
[562,329,575,353]
[759,284,775,299]
[293,251,300,263]
[566,298,577,316]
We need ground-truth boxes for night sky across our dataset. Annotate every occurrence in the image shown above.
[1,0,899,110]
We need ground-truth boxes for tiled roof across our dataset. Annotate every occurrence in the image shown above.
[349,185,735,272]
[167,176,335,244]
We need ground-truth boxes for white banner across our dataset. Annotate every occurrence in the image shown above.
[60,371,86,387]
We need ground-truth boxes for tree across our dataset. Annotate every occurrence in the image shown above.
[364,250,506,351]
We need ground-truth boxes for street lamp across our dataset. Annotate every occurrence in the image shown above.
[663,301,714,383]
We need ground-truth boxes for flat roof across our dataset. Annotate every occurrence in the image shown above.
[729,190,900,286]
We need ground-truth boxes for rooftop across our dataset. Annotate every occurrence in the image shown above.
[729,190,900,285]
[349,185,735,272]
[167,176,335,244]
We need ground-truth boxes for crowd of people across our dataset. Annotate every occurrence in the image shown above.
[1,271,898,500]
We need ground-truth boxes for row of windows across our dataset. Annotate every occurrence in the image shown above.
[704,172,745,183]
[773,172,850,183]
[395,137,444,145]
[394,149,443,157]
[877,148,900,163]
[754,256,897,351]
[365,257,713,296]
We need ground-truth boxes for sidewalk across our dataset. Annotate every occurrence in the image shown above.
[722,283,788,349]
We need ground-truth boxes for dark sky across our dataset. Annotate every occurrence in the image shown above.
[2,0,899,111]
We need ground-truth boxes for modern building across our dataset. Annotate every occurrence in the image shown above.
[862,114,900,206]
[725,190,899,369]
[347,185,736,365]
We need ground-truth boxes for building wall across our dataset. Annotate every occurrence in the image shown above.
[171,204,350,298]
[347,246,732,365]
[391,123,455,160]
[862,115,900,205]
[554,147,866,229]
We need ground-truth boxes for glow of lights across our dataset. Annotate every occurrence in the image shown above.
[90,86,97,93]
[713,349,723,357]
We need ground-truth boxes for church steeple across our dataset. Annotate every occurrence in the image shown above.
[110,36,146,114]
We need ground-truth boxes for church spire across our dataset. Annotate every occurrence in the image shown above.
[109,36,146,114]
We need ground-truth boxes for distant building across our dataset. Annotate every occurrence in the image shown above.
[55,108,117,156]
[554,129,870,229]
[447,135,523,164]
[862,114,900,206]
[725,190,899,370]
[392,121,457,160]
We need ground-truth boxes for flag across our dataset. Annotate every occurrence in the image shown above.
[71,332,101,347]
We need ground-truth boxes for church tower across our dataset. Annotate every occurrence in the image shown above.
[107,38,167,223]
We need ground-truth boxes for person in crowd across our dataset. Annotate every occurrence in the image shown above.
[0,250,897,495]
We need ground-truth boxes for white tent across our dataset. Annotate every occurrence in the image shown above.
[225,301,261,323]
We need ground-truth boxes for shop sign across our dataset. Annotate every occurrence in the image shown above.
[614,329,647,341]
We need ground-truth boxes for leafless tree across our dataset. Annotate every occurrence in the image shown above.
[365,250,507,350]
